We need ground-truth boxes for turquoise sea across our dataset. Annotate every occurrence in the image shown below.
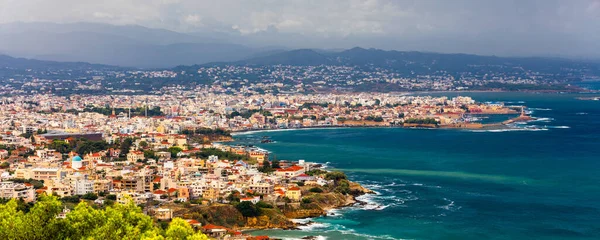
[235,90,600,239]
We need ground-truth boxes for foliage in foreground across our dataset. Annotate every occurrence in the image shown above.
[0,195,208,240]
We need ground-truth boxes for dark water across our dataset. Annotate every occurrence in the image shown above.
[237,92,600,240]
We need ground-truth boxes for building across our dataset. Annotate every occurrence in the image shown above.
[73,178,94,195]
[154,208,173,220]
[285,187,302,201]
[240,196,260,204]
[71,156,83,169]
[249,183,273,195]
[93,179,113,194]
[0,181,35,202]
[275,165,305,178]
[127,151,145,164]
[202,224,228,239]
[31,167,61,181]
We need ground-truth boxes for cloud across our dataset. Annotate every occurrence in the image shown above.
[0,0,598,57]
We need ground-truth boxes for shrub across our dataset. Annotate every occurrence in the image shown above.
[256,201,273,209]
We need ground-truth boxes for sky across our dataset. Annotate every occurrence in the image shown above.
[1,0,599,57]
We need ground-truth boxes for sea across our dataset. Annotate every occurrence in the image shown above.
[234,86,600,239]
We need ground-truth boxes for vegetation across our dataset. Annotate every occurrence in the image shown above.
[325,171,351,194]
[0,195,208,240]
[325,171,347,181]
[181,128,231,137]
[167,146,183,158]
[403,118,438,125]
[227,109,272,119]
[255,201,273,209]
[235,201,260,217]
[192,148,249,161]
[9,178,44,189]
[309,187,323,193]
[306,169,327,176]
[47,138,110,155]
[258,160,280,173]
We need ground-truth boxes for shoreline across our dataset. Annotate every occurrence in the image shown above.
[230,115,534,136]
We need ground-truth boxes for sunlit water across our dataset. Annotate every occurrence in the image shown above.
[234,91,600,240]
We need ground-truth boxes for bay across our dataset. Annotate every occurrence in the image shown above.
[235,92,600,240]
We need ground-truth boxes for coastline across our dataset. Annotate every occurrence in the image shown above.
[230,114,534,136]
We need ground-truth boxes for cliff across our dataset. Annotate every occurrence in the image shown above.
[245,208,296,229]
[167,181,373,230]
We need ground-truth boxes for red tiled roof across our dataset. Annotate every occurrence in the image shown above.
[203,224,226,230]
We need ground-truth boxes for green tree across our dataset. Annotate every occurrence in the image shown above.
[168,146,183,158]
[236,201,260,217]
[120,138,134,156]
[165,218,208,240]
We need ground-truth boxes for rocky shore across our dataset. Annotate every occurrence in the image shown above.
[167,178,374,232]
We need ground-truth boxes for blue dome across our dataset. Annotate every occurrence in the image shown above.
[72,156,82,162]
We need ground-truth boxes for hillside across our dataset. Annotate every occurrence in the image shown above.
[0,54,119,70]
[230,47,600,77]
[0,22,261,68]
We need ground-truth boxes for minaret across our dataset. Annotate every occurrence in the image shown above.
[128,107,131,119]
[112,107,116,116]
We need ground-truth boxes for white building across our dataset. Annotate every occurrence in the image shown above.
[0,181,35,202]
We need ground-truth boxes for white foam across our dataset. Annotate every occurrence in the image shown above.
[297,222,331,231]
[547,126,570,129]
[280,237,327,240]
[468,128,549,132]
[291,218,313,224]
[333,229,399,240]
[530,117,554,123]
[575,112,588,115]
[437,198,462,212]
[529,108,552,111]
[354,191,394,211]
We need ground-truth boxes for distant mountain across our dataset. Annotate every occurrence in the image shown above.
[231,47,599,75]
[0,54,118,70]
[236,49,335,65]
[0,22,263,68]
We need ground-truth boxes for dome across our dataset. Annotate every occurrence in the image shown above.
[72,156,82,162]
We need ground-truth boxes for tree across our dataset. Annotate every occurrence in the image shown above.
[0,196,208,240]
[139,141,149,149]
[120,138,134,156]
[81,193,98,200]
[325,171,347,181]
[271,160,280,169]
[168,146,183,158]
[165,218,208,240]
[236,201,260,217]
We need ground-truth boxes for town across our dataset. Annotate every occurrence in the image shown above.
[0,90,522,239]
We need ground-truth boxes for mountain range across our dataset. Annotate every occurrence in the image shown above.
[1,22,599,76]
[0,22,276,68]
